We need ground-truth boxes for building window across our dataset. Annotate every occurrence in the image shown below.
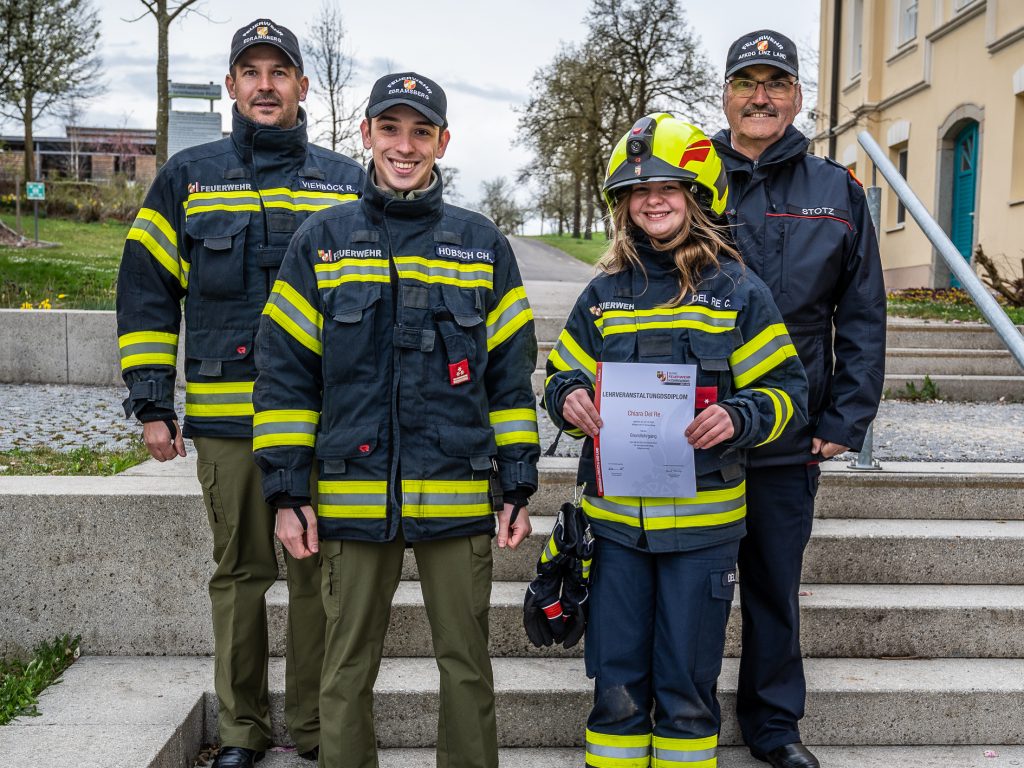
[1012,94,1024,201]
[114,155,136,180]
[851,0,864,77]
[896,147,908,224]
[898,0,918,46]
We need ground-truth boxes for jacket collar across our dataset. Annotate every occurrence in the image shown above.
[712,124,809,172]
[361,160,445,224]
[230,105,308,165]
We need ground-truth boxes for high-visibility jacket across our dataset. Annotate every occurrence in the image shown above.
[252,164,540,543]
[544,245,808,553]
[712,125,886,466]
[116,107,365,438]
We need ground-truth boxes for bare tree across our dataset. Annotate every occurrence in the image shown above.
[127,1,203,167]
[55,96,86,180]
[477,177,526,235]
[305,1,364,159]
[0,0,103,182]
[439,165,463,204]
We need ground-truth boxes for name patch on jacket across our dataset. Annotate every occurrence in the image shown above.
[588,300,634,317]
[786,204,849,221]
[689,292,741,310]
[318,248,383,262]
[434,245,495,264]
[301,180,360,194]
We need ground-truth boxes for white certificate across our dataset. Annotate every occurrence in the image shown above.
[594,362,697,499]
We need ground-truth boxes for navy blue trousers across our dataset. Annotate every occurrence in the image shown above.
[584,537,739,767]
[736,463,820,756]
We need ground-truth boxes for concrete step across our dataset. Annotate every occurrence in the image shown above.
[13,656,1024,767]
[266,580,1024,660]
[376,516,1024,586]
[886,347,1023,376]
[885,373,1024,401]
[886,319,1024,351]
[259,746,1024,768]
[247,656,1024,747]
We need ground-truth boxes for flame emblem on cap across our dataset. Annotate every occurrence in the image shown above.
[403,78,417,91]
[756,39,769,52]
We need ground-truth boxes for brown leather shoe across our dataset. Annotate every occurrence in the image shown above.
[766,743,821,768]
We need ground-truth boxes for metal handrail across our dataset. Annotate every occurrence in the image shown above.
[857,130,1024,369]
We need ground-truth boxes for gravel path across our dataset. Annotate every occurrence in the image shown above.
[1,384,1021,463]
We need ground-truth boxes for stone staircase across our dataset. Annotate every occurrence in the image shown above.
[4,459,1024,767]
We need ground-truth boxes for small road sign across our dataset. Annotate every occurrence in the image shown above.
[25,181,45,201]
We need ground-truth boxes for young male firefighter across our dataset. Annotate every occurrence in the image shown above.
[251,72,539,768]
[115,19,365,768]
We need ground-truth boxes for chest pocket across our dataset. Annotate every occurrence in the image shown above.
[689,331,736,400]
[186,212,250,301]
[322,283,384,383]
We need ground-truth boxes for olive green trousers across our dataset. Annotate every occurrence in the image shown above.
[194,436,324,753]
[319,531,497,768]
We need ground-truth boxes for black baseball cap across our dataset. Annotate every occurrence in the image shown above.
[229,19,303,71]
[725,29,799,79]
[366,72,447,128]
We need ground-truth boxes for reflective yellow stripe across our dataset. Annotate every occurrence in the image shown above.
[127,208,188,288]
[319,480,388,519]
[586,729,651,767]
[596,304,737,337]
[184,381,254,418]
[401,479,491,518]
[260,187,358,211]
[540,535,559,563]
[582,483,746,530]
[118,330,179,371]
[729,323,798,389]
[651,732,717,766]
[752,387,794,446]
[315,258,392,288]
[264,280,324,355]
[252,409,320,450]
[548,328,597,378]
[486,286,533,351]
[395,255,494,289]
[489,407,540,446]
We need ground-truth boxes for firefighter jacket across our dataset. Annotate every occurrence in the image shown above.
[252,164,540,544]
[116,107,365,438]
[543,242,808,553]
[711,125,886,466]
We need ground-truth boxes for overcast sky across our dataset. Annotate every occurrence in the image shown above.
[26,0,819,211]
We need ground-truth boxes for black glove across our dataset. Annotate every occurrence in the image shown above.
[559,506,595,649]
[523,573,565,647]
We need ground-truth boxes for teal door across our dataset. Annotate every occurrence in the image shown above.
[949,122,978,287]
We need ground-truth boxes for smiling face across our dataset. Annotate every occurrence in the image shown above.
[360,105,450,194]
[723,63,802,161]
[226,44,308,129]
[627,181,689,241]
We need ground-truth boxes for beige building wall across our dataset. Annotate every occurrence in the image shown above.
[815,0,1024,289]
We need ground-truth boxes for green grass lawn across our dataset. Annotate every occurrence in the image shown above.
[530,232,608,265]
[0,213,127,310]
[0,441,151,476]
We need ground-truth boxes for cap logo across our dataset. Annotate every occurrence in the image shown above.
[403,78,417,91]
[634,165,642,176]
[757,39,769,52]
[256,25,268,37]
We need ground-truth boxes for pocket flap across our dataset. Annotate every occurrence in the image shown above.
[442,284,483,328]
[689,331,734,371]
[316,422,381,460]
[710,568,737,600]
[203,235,232,251]
[436,425,496,458]
[187,328,254,361]
[324,283,383,323]
[185,211,251,240]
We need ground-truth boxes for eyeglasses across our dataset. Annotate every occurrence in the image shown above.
[726,77,798,98]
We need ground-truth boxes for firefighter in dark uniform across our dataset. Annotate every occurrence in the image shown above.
[252,72,539,768]
[544,114,808,768]
[116,19,365,768]
[710,30,887,768]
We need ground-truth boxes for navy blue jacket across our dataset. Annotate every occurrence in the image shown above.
[116,107,365,438]
[252,165,540,543]
[712,126,886,465]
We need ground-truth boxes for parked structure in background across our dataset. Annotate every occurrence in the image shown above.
[0,126,157,185]
[815,0,1024,288]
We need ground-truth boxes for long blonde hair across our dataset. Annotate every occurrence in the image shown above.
[598,184,741,307]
